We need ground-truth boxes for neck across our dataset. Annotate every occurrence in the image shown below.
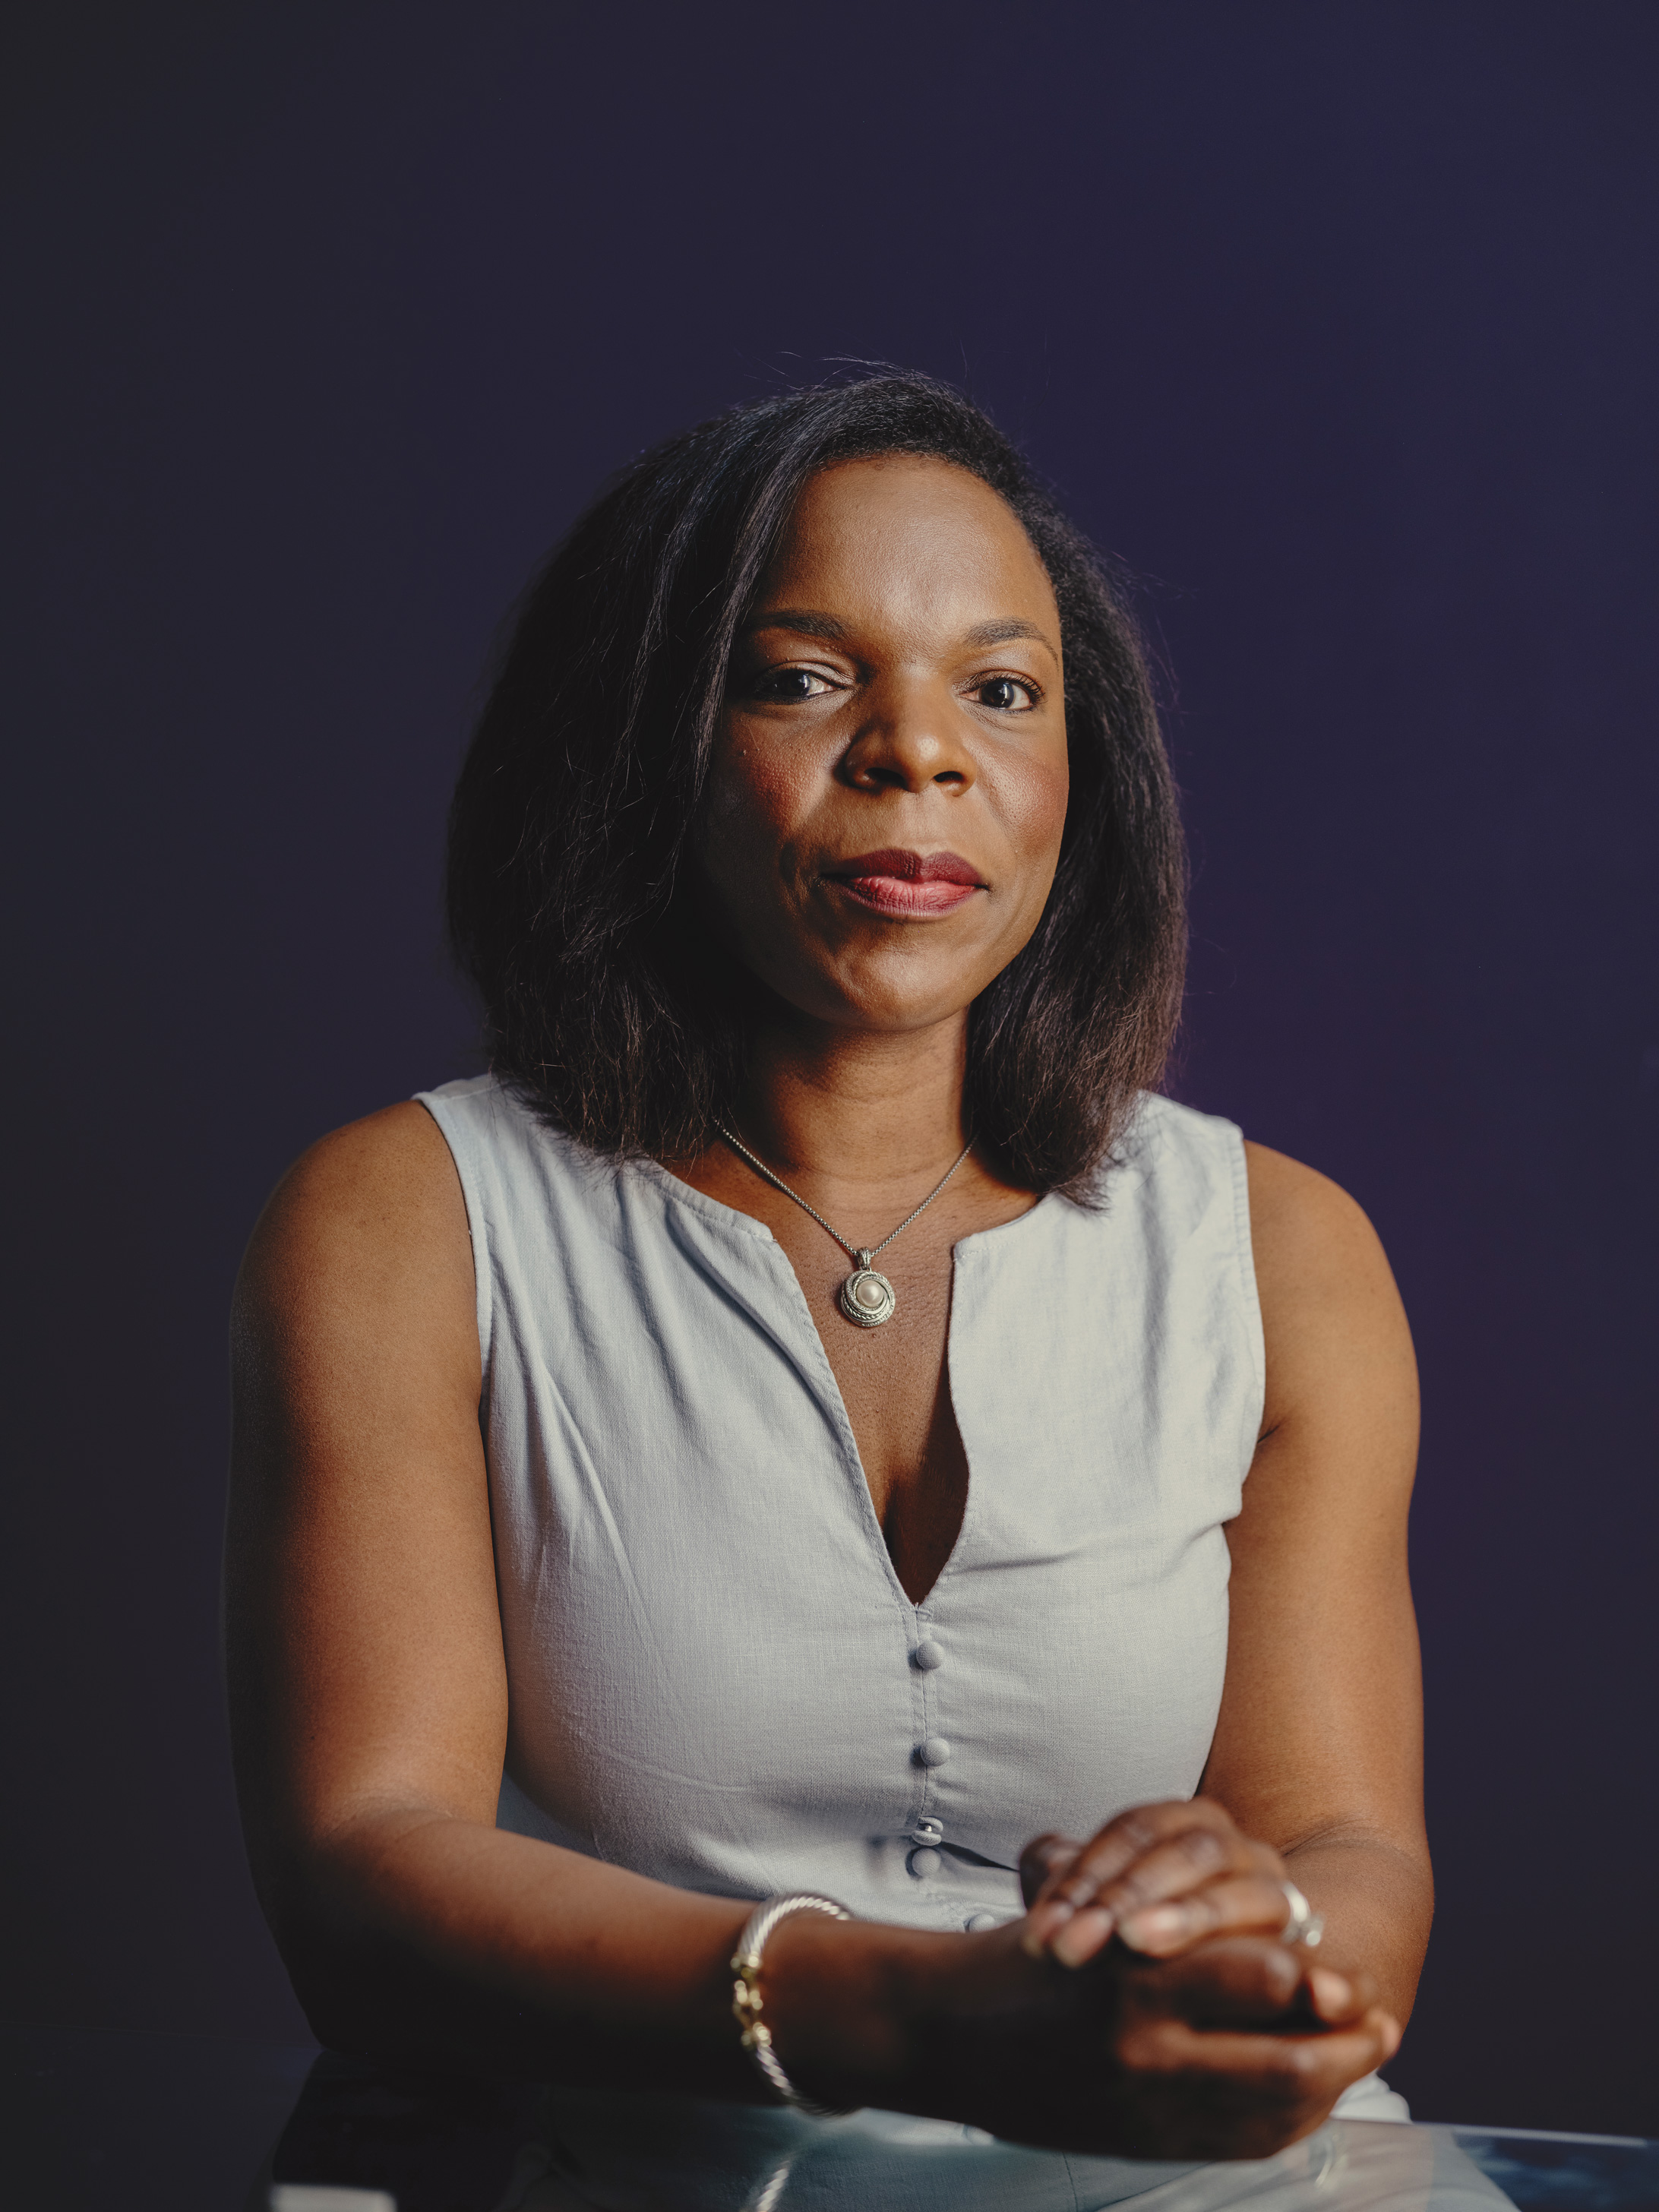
[730,1013,972,1186]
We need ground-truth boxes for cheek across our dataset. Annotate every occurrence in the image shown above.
[696,738,813,890]
[1004,752,1072,868]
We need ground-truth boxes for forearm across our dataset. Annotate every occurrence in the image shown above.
[272,1807,950,2100]
[260,1800,1397,2159]
[1280,1831,1432,2027]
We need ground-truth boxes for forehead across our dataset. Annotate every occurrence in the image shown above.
[759,455,1057,621]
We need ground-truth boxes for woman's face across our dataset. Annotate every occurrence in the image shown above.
[697,455,1070,1037]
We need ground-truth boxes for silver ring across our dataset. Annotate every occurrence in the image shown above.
[1278,1879,1325,1948]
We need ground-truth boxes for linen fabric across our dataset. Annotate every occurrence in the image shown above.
[417,1076,1405,2124]
[416,1073,1262,1932]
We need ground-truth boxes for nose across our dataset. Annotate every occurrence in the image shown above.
[839,675,977,797]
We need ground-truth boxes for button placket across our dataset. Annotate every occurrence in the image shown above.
[907,1628,948,1873]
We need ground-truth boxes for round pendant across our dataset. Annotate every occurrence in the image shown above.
[839,1266,897,1329]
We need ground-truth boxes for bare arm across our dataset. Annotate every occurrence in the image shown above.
[226,1106,1398,2146]
[1202,1141,1430,2022]
[1021,1142,1429,2030]
[226,1103,788,2090]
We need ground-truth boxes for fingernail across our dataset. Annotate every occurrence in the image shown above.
[1307,1967,1352,2018]
[1019,1902,1073,1958]
[1118,1904,1185,1953]
[1051,1906,1114,1967]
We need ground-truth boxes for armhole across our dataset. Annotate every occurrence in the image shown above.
[413,1090,492,1379]
[1224,1119,1268,1466]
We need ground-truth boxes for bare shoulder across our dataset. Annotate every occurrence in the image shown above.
[1242,1140,1416,1439]
[1244,1138,1383,1275]
[1244,1139,1400,1316]
[227,1106,501,1888]
[233,1101,476,1389]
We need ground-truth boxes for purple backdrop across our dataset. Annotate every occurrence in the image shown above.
[4,0,1654,2132]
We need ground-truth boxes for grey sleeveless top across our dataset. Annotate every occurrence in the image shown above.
[416,1074,1263,1936]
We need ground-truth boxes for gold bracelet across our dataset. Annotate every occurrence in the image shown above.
[730,1891,856,2119]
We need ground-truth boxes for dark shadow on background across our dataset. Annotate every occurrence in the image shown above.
[2,0,1654,2137]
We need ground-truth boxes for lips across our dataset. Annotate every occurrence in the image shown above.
[825,848,987,917]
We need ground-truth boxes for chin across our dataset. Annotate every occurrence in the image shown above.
[816,972,984,1036]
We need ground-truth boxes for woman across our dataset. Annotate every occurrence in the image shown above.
[227,372,1430,2169]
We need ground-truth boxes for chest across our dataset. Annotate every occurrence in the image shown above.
[765,1206,957,1459]
[480,1151,1262,1881]
[675,1155,1038,1594]
[428,1079,1266,1905]
[766,1209,971,1597]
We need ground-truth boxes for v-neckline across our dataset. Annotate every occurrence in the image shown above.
[634,1155,1062,1611]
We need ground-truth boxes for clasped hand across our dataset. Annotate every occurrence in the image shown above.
[972,1800,1402,2160]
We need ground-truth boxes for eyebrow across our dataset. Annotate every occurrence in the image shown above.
[743,609,1059,659]
[962,617,1058,658]
[741,609,850,641]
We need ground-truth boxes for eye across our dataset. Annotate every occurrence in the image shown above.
[972,675,1040,713]
[749,665,840,703]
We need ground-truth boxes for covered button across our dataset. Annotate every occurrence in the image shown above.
[907,1847,942,1879]
[963,1911,1001,1932]
[912,1639,944,1671]
[916,1736,951,1768]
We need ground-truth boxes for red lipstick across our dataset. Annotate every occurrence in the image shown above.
[825,848,986,917]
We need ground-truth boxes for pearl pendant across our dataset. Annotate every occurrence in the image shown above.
[839,1250,897,1328]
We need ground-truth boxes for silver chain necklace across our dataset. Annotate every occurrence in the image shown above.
[713,1124,975,1329]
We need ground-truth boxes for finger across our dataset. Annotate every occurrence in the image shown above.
[1048,1822,1270,1967]
[1305,1964,1381,2027]
[1144,1939,1381,2031]
[1136,1935,1307,2025]
[1019,1832,1084,1910]
[1117,1872,1297,1957]
[1027,1801,1236,1920]
[1128,2005,1402,2103]
[1106,2008,1401,2162]
[1060,1808,1261,1910]
[1025,1802,1270,1965]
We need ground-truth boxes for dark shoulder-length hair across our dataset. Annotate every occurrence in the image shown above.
[446,370,1186,1198]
